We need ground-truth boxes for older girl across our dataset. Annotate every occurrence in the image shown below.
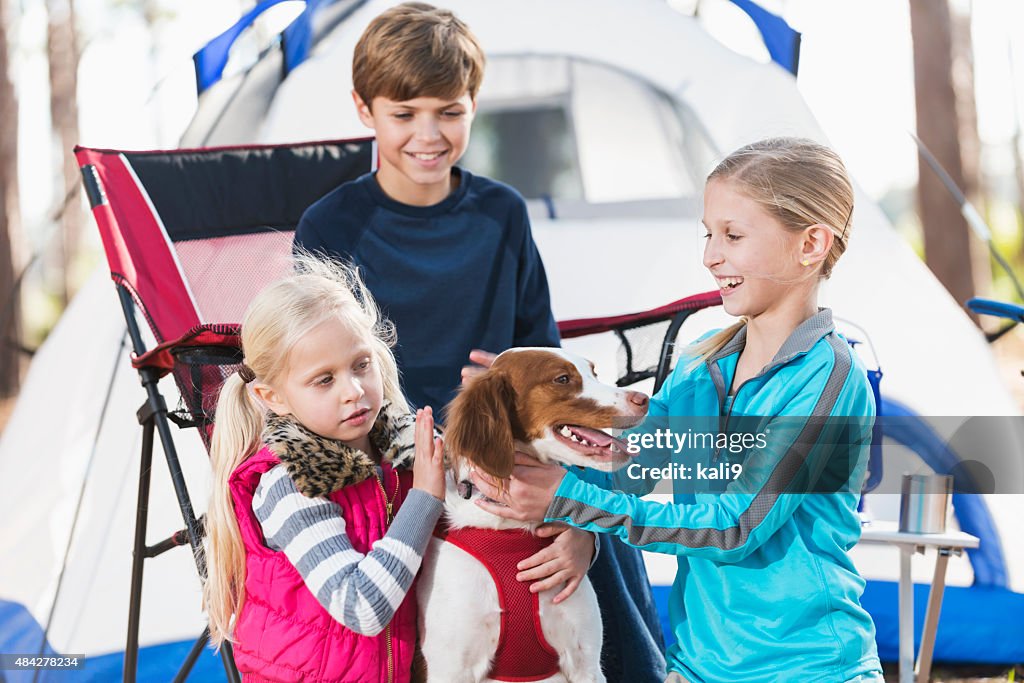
[472,138,884,683]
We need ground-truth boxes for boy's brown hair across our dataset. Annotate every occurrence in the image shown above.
[353,2,485,107]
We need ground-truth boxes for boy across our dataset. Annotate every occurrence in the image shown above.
[293,4,665,680]
[295,1,556,413]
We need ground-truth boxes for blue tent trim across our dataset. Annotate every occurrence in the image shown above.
[728,0,801,76]
[282,0,371,75]
[280,0,324,75]
[192,0,300,96]
[195,1,799,92]
[862,582,1024,663]
[193,0,370,95]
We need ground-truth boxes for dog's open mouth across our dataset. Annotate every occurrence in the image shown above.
[555,424,631,460]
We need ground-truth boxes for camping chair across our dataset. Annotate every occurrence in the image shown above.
[75,138,375,682]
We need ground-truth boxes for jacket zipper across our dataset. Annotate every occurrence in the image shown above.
[374,468,399,683]
[715,382,745,463]
[375,468,399,524]
[714,349,815,461]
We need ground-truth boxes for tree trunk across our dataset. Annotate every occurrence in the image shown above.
[1010,44,1024,266]
[949,1,992,299]
[1014,125,1024,258]
[0,0,21,398]
[46,0,81,306]
[909,0,977,313]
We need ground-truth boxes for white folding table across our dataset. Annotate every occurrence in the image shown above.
[858,521,980,683]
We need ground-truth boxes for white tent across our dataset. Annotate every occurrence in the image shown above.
[2,1,1022,679]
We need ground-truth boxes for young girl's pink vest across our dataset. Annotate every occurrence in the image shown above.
[228,446,416,683]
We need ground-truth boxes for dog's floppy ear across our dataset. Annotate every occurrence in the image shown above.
[444,370,517,479]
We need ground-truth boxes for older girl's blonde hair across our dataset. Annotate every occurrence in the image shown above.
[203,253,408,647]
[690,137,855,363]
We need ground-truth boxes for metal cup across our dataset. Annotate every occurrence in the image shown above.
[898,473,953,534]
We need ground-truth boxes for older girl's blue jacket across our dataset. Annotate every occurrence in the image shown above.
[545,309,883,683]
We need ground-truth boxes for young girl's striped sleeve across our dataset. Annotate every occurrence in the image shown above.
[253,464,442,636]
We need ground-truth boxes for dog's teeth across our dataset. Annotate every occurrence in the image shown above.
[560,426,572,437]
[569,433,580,442]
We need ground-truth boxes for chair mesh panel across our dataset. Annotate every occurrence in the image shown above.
[167,231,297,449]
[171,345,244,449]
[173,230,296,325]
[614,319,684,387]
[79,139,374,453]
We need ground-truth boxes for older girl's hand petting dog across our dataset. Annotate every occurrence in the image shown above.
[413,407,446,501]
[517,524,596,603]
[470,452,566,522]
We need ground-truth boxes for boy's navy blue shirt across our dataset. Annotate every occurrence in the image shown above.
[293,168,560,411]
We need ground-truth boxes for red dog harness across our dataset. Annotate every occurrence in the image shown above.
[437,525,561,682]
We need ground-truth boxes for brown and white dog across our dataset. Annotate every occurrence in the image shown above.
[416,348,649,683]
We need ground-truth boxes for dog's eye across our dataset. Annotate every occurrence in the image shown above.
[554,374,571,385]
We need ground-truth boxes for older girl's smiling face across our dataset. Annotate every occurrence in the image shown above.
[701,178,806,318]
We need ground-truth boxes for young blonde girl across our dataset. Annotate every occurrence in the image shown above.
[471,138,885,683]
[204,256,445,683]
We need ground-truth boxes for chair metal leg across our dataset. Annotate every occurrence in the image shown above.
[172,627,211,683]
[124,419,155,683]
[221,642,242,683]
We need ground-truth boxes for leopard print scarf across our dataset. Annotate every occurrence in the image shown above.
[263,401,416,498]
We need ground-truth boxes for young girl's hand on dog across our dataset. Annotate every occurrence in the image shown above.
[413,407,446,501]
[516,523,596,603]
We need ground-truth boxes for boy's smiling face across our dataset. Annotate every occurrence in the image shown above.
[354,91,476,207]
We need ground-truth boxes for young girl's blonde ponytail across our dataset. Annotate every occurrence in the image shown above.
[204,371,265,647]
